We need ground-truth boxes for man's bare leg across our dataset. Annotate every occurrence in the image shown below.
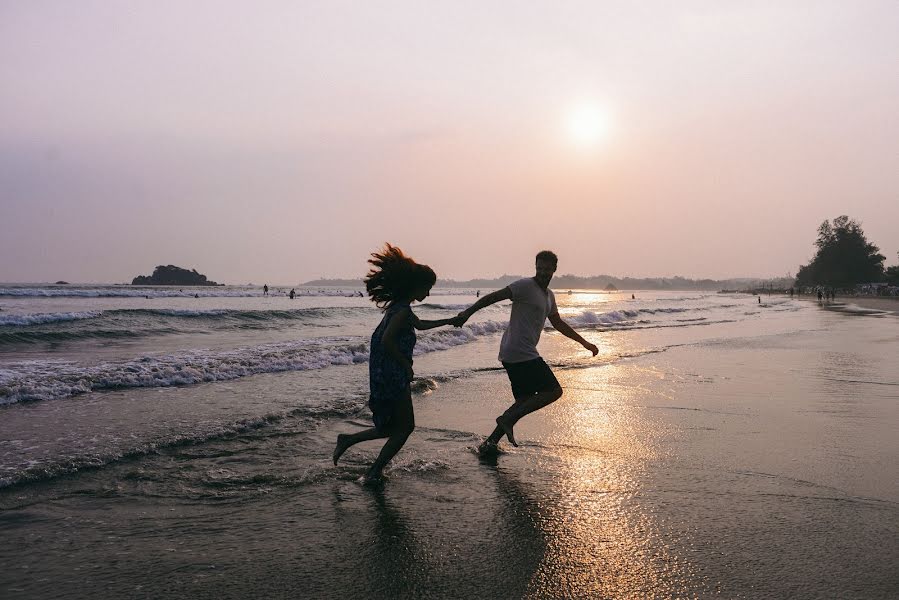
[494,415,519,447]
[479,396,526,452]
[478,424,507,454]
[494,387,563,447]
[515,386,564,418]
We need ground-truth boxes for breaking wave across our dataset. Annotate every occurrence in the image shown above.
[0,320,510,405]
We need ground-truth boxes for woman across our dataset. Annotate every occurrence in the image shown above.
[332,244,460,483]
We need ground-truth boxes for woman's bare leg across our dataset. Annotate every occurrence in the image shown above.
[333,427,389,465]
[365,394,415,480]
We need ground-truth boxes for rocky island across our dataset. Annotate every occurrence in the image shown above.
[132,265,223,286]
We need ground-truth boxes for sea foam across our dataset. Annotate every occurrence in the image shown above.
[0,311,102,327]
[0,320,510,405]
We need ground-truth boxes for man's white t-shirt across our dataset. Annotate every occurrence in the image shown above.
[498,278,557,364]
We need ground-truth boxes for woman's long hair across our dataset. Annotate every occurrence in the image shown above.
[365,244,436,308]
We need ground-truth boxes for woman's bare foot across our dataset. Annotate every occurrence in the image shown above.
[495,416,518,447]
[359,466,385,486]
[333,434,352,465]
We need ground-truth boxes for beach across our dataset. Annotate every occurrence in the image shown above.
[1,288,897,598]
[834,295,899,316]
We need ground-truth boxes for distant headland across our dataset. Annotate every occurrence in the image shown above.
[132,265,223,286]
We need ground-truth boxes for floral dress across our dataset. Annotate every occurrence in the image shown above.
[368,301,416,430]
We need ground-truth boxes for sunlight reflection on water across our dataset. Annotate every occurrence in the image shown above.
[522,364,708,598]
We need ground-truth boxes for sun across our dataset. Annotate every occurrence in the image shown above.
[566,104,611,147]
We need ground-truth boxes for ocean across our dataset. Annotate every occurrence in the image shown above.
[1,284,897,598]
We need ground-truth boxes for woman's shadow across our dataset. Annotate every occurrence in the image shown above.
[359,485,432,596]
[328,454,551,598]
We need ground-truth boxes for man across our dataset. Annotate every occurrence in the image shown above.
[456,250,598,453]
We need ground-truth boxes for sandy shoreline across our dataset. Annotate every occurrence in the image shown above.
[795,294,899,315]
[838,295,899,315]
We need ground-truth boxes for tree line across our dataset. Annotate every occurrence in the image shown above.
[795,215,897,288]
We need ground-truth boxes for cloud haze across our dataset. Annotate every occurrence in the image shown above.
[2,1,897,284]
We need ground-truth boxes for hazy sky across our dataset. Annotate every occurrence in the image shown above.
[2,1,897,284]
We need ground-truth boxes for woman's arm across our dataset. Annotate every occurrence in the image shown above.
[411,313,464,330]
[382,307,414,379]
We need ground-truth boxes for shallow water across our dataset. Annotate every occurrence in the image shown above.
[1,288,897,598]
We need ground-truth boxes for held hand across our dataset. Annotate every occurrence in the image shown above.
[452,312,469,327]
[584,342,599,357]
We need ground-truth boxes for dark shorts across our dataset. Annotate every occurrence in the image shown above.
[502,358,561,400]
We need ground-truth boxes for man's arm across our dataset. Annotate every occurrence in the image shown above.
[456,287,513,325]
[548,312,599,356]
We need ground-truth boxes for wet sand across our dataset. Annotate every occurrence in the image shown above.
[796,294,899,316]
[2,314,898,599]
[838,295,899,315]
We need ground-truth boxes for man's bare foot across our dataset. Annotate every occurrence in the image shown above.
[477,440,500,457]
[333,434,351,465]
[495,416,518,447]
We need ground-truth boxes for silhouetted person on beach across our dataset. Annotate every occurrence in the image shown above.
[289,289,295,299]
[455,250,598,453]
[631,294,635,300]
[333,244,462,483]
[263,284,269,296]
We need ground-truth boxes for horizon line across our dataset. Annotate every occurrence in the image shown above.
[0,273,797,287]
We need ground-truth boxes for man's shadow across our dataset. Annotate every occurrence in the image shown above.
[472,453,551,598]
